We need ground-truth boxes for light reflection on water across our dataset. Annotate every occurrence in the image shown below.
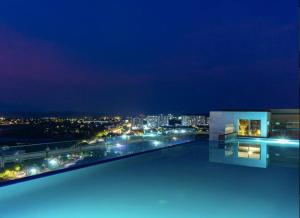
[209,138,299,168]
[0,139,298,218]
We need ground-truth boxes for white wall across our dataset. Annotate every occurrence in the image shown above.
[209,111,270,141]
[232,112,270,137]
[209,111,234,140]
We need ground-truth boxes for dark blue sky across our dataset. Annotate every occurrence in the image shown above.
[0,0,298,115]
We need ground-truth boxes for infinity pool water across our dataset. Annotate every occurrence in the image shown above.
[0,140,298,218]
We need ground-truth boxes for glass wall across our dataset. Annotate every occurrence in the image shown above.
[0,133,196,184]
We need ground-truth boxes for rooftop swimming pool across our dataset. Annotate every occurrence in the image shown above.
[0,138,298,218]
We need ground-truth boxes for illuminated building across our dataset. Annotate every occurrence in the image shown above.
[209,109,299,141]
[181,115,206,127]
[158,114,169,127]
[131,117,144,130]
[145,115,170,129]
[146,116,159,129]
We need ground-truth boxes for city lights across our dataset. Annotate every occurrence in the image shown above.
[121,134,128,139]
[88,140,97,144]
[48,158,59,168]
[0,0,298,215]
[144,133,156,137]
[152,141,161,146]
[28,167,39,176]
[143,125,150,130]
[116,143,123,148]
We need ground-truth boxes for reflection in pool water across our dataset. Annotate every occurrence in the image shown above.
[0,139,298,218]
[209,138,299,168]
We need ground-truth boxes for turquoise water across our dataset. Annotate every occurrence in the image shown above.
[0,140,298,218]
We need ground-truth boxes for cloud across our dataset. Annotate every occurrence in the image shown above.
[0,26,83,86]
[0,26,153,96]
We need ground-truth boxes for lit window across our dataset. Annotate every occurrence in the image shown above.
[238,144,260,159]
[238,119,261,137]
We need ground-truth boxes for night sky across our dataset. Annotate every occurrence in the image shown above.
[0,0,298,115]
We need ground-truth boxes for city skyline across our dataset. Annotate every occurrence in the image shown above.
[0,0,298,115]
[0,1,298,217]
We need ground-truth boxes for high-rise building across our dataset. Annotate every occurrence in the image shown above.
[158,114,169,127]
[131,117,144,130]
[146,116,159,129]
[181,115,206,127]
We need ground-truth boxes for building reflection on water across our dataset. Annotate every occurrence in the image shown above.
[209,139,299,168]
